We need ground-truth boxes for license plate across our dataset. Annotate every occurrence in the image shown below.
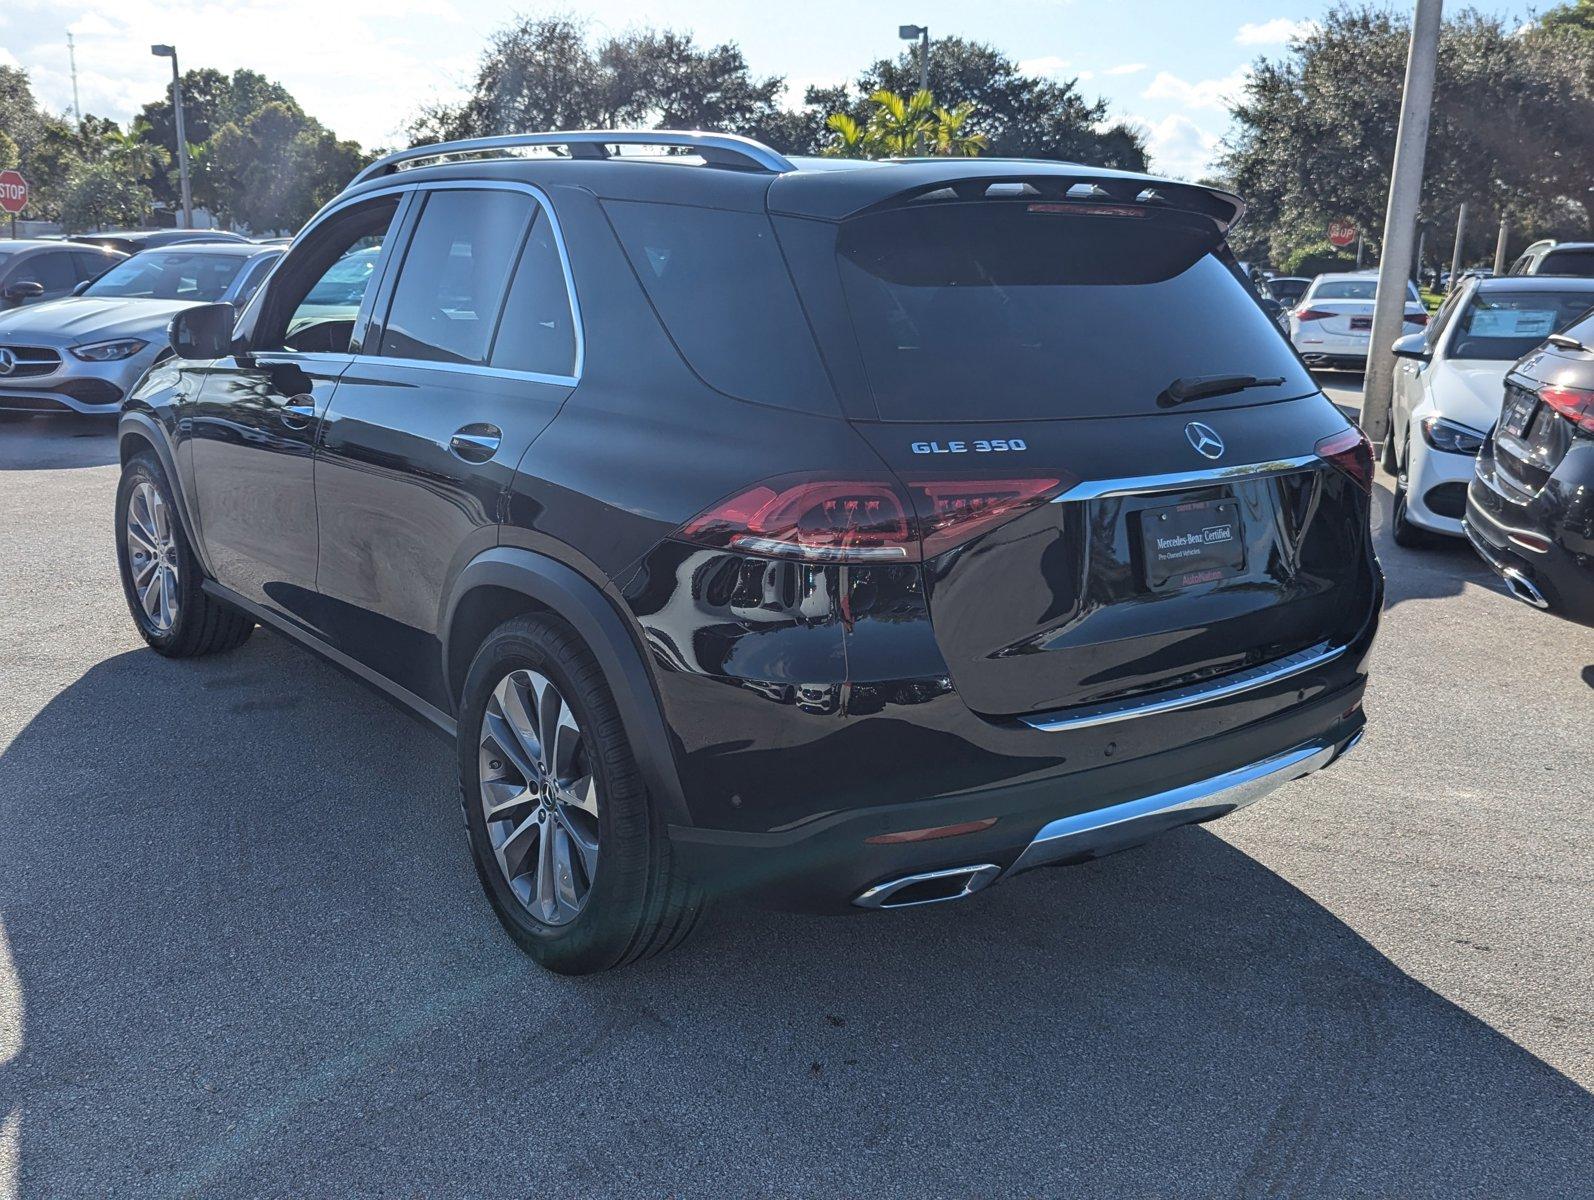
[1501,390,1536,440]
[1350,316,1372,331]
[1139,498,1246,592]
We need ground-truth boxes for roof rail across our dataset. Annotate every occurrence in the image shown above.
[352,130,794,186]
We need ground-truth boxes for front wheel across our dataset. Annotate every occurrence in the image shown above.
[458,615,701,974]
[1390,432,1435,549]
[115,453,254,656]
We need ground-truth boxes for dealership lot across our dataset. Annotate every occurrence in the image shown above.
[1,392,1591,1196]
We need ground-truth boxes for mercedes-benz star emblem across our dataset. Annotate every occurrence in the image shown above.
[1184,421,1225,460]
[0,348,16,377]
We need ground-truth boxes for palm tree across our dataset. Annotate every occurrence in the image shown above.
[821,90,986,159]
[931,102,987,157]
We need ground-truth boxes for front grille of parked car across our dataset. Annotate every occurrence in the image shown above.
[1424,482,1468,520]
[0,346,62,378]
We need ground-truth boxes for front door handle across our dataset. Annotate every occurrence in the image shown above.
[279,394,316,428]
[449,424,502,463]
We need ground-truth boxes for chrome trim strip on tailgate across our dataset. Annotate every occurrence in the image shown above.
[1052,455,1319,503]
[1006,736,1347,875]
[1020,640,1348,733]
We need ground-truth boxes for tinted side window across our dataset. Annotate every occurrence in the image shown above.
[70,251,116,283]
[379,189,533,365]
[604,200,834,413]
[488,212,577,377]
[14,251,78,297]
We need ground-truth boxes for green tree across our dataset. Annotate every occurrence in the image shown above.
[413,17,786,145]
[819,90,987,158]
[1221,4,1594,270]
[0,132,17,172]
[208,102,364,233]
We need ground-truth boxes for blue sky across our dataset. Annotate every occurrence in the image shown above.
[0,0,1539,178]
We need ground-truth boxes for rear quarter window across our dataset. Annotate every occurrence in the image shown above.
[603,200,836,414]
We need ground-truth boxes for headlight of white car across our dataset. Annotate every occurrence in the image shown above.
[70,338,149,362]
[1420,415,1485,455]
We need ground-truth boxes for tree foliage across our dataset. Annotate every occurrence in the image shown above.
[1221,4,1594,270]
[820,90,986,158]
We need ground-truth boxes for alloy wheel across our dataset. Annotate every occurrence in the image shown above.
[477,668,601,926]
[126,480,180,633]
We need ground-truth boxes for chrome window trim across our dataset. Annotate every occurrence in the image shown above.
[1019,639,1349,733]
[253,178,585,385]
[1052,454,1320,503]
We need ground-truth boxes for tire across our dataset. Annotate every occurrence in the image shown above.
[1390,433,1433,549]
[115,453,255,656]
[1382,427,1399,473]
[458,615,702,975]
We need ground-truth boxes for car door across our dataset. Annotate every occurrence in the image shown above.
[313,183,580,709]
[1,249,79,308]
[185,193,404,630]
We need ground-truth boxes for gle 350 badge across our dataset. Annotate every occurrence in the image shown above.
[911,438,1028,454]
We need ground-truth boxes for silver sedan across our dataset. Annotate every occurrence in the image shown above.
[0,243,279,416]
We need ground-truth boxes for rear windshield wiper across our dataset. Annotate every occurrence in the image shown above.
[1158,374,1286,407]
[1545,332,1588,352]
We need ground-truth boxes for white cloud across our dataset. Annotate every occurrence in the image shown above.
[1139,112,1223,181]
[1235,18,1319,46]
[1104,62,1147,76]
[1018,55,1072,78]
[1142,66,1250,112]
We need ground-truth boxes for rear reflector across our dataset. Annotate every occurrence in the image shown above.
[678,472,1065,564]
[865,818,998,845]
[1540,384,1594,433]
[1314,427,1374,493]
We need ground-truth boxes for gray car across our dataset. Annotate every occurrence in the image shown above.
[0,240,126,311]
[0,242,279,415]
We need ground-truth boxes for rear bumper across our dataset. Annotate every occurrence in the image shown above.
[1465,445,1594,626]
[669,678,1368,912]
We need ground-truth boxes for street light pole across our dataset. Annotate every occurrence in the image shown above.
[150,44,193,230]
[1363,0,1443,448]
[899,23,930,154]
[1449,201,1468,292]
[1492,210,1510,275]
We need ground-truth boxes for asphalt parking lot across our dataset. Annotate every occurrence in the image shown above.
[1,385,1591,1199]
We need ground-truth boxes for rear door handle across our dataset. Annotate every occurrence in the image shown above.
[449,424,502,463]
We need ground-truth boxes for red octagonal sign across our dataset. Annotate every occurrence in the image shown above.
[0,170,28,215]
[1328,218,1358,248]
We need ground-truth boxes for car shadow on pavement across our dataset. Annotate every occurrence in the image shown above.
[2,634,1591,1199]
[1370,474,1502,612]
[0,414,118,470]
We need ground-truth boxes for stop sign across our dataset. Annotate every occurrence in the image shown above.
[0,170,27,216]
[1328,218,1358,248]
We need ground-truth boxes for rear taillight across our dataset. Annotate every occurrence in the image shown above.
[1294,307,1335,322]
[677,473,1065,563]
[1314,427,1374,493]
[1539,384,1594,433]
[1407,312,1430,326]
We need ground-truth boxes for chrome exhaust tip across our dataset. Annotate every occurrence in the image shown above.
[853,864,1001,910]
[1502,568,1549,610]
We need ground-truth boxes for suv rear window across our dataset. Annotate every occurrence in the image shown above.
[1538,249,1594,278]
[834,203,1313,421]
[604,200,834,414]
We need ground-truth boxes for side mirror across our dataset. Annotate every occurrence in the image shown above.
[169,302,237,360]
[2,281,46,302]
[1391,333,1430,361]
[72,279,93,296]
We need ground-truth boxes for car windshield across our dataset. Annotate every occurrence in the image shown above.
[1448,290,1594,360]
[82,251,245,302]
[301,247,379,306]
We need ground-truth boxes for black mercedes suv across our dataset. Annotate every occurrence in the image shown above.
[116,131,1381,974]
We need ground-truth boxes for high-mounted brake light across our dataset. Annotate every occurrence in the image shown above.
[1314,427,1374,493]
[677,473,1066,564]
[1539,383,1594,433]
[1294,307,1335,322]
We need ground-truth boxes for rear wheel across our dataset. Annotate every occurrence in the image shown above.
[458,615,701,974]
[115,453,254,656]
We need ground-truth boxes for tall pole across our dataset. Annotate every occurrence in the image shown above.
[67,34,82,129]
[1363,0,1443,447]
[1492,211,1510,274]
[919,28,930,96]
[1449,201,1468,291]
[170,55,193,229]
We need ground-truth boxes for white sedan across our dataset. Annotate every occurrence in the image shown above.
[1386,275,1594,544]
[1289,272,1429,370]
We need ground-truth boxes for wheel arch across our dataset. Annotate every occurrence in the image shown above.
[117,410,215,579]
[442,548,691,827]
